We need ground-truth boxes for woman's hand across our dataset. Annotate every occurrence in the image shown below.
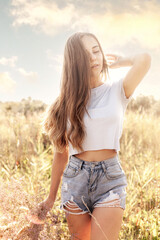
[105,53,135,68]
[26,197,55,225]
[105,53,123,69]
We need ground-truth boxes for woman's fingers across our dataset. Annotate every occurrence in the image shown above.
[26,205,48,224]
[105,53,118,56]
[26,213,45,225]
[105,54,120,59]
[105,54,121,67]
[105,54,116,58]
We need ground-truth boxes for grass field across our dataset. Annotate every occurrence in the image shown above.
[0,102,159,239]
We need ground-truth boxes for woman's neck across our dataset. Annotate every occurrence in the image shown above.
[90,74,104,88]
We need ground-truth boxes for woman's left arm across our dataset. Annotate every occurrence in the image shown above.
[106,53,152,98]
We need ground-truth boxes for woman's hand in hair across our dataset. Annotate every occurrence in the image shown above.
[105,53,123,69]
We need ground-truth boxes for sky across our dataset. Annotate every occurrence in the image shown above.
[0,0,160,104]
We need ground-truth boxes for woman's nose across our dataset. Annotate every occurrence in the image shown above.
[89,53,96,61]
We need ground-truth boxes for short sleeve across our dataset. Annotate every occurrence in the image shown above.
[118,77,134,109]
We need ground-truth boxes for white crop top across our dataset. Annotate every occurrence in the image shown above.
[67,78,134,158]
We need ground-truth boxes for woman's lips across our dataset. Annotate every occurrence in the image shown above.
[91,64,99,68]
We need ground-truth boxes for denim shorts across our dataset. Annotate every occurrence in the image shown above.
[60,154,128,215]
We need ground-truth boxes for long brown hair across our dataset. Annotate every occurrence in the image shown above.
[42,32,109,153]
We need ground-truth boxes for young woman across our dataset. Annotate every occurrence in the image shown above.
[27,32,151,239]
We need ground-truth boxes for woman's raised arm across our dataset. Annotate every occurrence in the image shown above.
[106,53,151,98]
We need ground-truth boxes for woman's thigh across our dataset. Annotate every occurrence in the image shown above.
[90,207,124,240]
[65,209,91,240]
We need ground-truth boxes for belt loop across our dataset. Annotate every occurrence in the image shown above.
[81,161,84,170]
[101,162,106,173]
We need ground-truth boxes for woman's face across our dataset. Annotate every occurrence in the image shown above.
[81,35,103,77]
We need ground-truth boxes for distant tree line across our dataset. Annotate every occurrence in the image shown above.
[127,94,160,116]
[0,95,160,117]
[0,97,47,117]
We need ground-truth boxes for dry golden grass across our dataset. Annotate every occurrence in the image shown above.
[0,107,159,239]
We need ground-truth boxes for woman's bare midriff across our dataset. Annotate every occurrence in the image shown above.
[74,149,117,162]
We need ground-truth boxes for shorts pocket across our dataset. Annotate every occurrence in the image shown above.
[63,161,81,178]
[104,162,125,180]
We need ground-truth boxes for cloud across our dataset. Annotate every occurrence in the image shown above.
[0,55,38,82]
[17,68,38,82]
[10,0,160,49]
[10,0,76,35]
[46,49,63,72]
[0,56,18,67]
[91,7,160,50]
[0,72,16,93]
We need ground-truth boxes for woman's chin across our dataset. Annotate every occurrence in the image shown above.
[91,71,101,77]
